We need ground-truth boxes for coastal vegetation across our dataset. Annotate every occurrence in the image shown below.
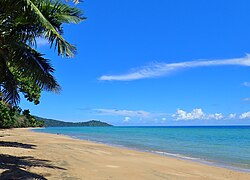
[0,101,43,128]
[35,116,112,127]
[0,0,84,128]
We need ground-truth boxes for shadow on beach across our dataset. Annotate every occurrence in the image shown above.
[0,141,36,149]
[0,142,66,180]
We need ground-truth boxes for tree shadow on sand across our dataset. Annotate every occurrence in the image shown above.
[0,141,66,180]
[0,141,36,149]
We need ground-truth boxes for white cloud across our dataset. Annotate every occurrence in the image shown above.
[228,113,237,119]
[208,113,224,120]
[173,108,205,120]
[243,82,250,87]
[93,108,250,122]
[94,108,166,119]
[239,111,250,119]
[123,116,131,122]
[172,108,224,121]
[99,54,250,81]
[243,98,250,101]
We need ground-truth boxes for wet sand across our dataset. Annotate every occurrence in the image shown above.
[0,128,249,179]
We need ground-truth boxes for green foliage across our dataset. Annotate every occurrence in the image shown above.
[0,0,85,105]
[0,102,17,128]
[35,116,113,127]
[0,0,84,128]
[10,68,41,105]
[0,102,44,128]
[21,109,44,127]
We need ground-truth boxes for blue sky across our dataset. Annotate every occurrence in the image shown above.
[21,0,250,125]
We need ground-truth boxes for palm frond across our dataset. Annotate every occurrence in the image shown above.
[49,1,85,24]
[25,0,76,57]
[0,56,20,105]
[0,0,84,104]
[9,41,61,92]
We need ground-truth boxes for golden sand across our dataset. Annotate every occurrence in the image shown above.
[0,128,249,179]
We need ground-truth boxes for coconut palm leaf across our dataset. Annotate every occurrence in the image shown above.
[24,0,84,57]
[0,0,84,57]
[0,55,20,105]
[0,0,84,104]
[10,41,61,92]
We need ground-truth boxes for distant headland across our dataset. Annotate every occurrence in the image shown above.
[35,116,113,127]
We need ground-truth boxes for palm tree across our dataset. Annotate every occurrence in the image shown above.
[0,0,85,105]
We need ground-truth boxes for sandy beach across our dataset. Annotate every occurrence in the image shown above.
[0,128,249,179]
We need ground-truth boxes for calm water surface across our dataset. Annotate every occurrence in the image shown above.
[34,126,250,172]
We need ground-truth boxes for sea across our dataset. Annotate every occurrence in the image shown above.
[33,126,250,172]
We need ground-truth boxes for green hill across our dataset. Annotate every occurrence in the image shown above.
[35,116,112,127]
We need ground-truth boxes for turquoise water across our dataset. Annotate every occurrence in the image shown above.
[34,126,250,171]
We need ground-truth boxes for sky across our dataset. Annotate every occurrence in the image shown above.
[21,0,250,126]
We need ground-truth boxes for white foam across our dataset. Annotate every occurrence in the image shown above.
[152,150,200,160]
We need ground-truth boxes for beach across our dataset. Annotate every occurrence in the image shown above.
[0,128,249,179]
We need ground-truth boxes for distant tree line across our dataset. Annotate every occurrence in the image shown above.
[35,116,112,127]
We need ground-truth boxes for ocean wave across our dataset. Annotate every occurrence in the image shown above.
[152,150,200,160]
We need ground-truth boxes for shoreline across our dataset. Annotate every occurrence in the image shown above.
[0,128,250,179]
[64,135,250,173]
[78,139,250,174]
[33,127,250,174]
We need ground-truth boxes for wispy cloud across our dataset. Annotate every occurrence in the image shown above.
[123,116,131,122]
[99,54,250,81]
[94,108,167,119]
[92,107,250,122]
[243,82,250,87]
[94,108,245,121]
[162,117,166,121]
[243,98,250,102]
[228,113,237,119]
